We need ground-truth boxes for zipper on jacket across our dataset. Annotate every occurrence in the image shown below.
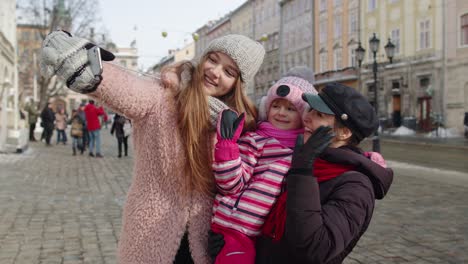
[232,189,247,212]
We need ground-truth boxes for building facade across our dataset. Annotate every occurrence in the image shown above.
[279,0,315,76]
[17,24,48,102]
[358,0,444,131]
[1,0,28,152]
[444,0,468,133]
[314,0,360,90]
[174,41,195,62]
[252,0,281,104]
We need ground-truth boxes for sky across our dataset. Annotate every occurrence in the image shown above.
[99,0,247,70]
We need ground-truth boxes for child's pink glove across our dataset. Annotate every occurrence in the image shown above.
[214,109,245,161]
[364,151,387,168]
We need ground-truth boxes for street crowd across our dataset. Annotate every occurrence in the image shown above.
[23,99,131,158]
[36,30,394,264]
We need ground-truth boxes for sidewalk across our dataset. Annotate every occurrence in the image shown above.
[379,133,468,150]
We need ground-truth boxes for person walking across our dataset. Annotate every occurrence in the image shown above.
[110,113,130,158]
[77,103,89,151]
[69,109,85,155]
[84,100,105,157]
[24,99,39,141]
[55,107,68,144]
[254,82,394,264]
[40,102,55,146]
[40,30,265,263]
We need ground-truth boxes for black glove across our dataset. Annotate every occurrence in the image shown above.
[290,126,334,175]
[217,109,245,141]
[207,230,225,261]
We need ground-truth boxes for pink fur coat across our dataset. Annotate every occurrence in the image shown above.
[91,62,213,264]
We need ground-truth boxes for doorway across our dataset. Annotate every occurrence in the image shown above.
[418,96,432,131]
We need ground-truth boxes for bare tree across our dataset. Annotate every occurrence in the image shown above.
[17,0,110,110]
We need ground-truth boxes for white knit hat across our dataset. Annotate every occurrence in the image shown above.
[258,76,318,121]
[201,34,265,87]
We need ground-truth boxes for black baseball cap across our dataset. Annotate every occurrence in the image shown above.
[302,82,378,141]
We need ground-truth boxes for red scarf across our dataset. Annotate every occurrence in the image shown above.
[261,158,355,241]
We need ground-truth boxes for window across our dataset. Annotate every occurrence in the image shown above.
[419,20,431,49]
[391,28,400,54]
[320,53,328,72]
[461,14,468,46]
[334,49,342,70]
[335,15,342,38]
[349,46,357,67]
[320,0,327,12]
[320,21,327,44]
[334,0,342,7]
[368,0,377,12]
[349,11,358,35]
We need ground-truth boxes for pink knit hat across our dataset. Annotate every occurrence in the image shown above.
[258,76,318,121]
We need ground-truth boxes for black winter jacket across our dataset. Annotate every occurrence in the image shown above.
[255,146,393,264]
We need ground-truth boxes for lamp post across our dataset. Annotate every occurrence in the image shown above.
[355,33,395,153]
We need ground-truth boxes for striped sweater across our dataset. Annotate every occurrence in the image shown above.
[212,131,293,237]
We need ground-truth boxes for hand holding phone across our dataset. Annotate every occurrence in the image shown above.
[88,46,103,76]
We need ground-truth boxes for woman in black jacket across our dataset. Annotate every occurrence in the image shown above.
[110,114,130,158]
[209,83,394,264]
[256,83,394,263]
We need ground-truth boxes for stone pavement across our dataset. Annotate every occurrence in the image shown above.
[0,130,133,264]
[0,131,467,263]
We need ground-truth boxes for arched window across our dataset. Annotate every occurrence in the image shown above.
[461,14,468,46]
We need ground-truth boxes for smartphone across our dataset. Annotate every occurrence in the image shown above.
[88,46,103,76]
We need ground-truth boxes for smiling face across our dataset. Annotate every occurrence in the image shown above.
[267,98,303,130]
[302,108,336,142]
[202,52,240,97]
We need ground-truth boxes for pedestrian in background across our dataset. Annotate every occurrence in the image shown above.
[110,113,130,158]
[40,31,264,263]
[69,109,85,155]
[78,103,89,151]
[84,100,105,158]
[24,99,39,141]
[55,107,68,145]
[40,102,55,146]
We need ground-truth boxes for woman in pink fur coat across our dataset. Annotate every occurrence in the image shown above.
[40,31,265,263]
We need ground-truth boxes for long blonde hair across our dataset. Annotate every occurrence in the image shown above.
[162,55,257,196]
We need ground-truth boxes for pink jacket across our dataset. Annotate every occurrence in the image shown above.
[91,63,213,264]
[212,132,292,237]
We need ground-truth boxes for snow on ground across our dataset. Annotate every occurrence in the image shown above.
[391,126,416,136]
[425,127,461,138]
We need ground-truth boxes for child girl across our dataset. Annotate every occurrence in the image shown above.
[210,76,316,264]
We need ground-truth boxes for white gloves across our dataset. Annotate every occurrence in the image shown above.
[40,30,115,94]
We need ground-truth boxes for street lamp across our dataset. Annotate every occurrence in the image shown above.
[355,33,395,153]
[355,42,365,67]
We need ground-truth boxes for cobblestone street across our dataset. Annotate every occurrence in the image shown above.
[1,131,468,264]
